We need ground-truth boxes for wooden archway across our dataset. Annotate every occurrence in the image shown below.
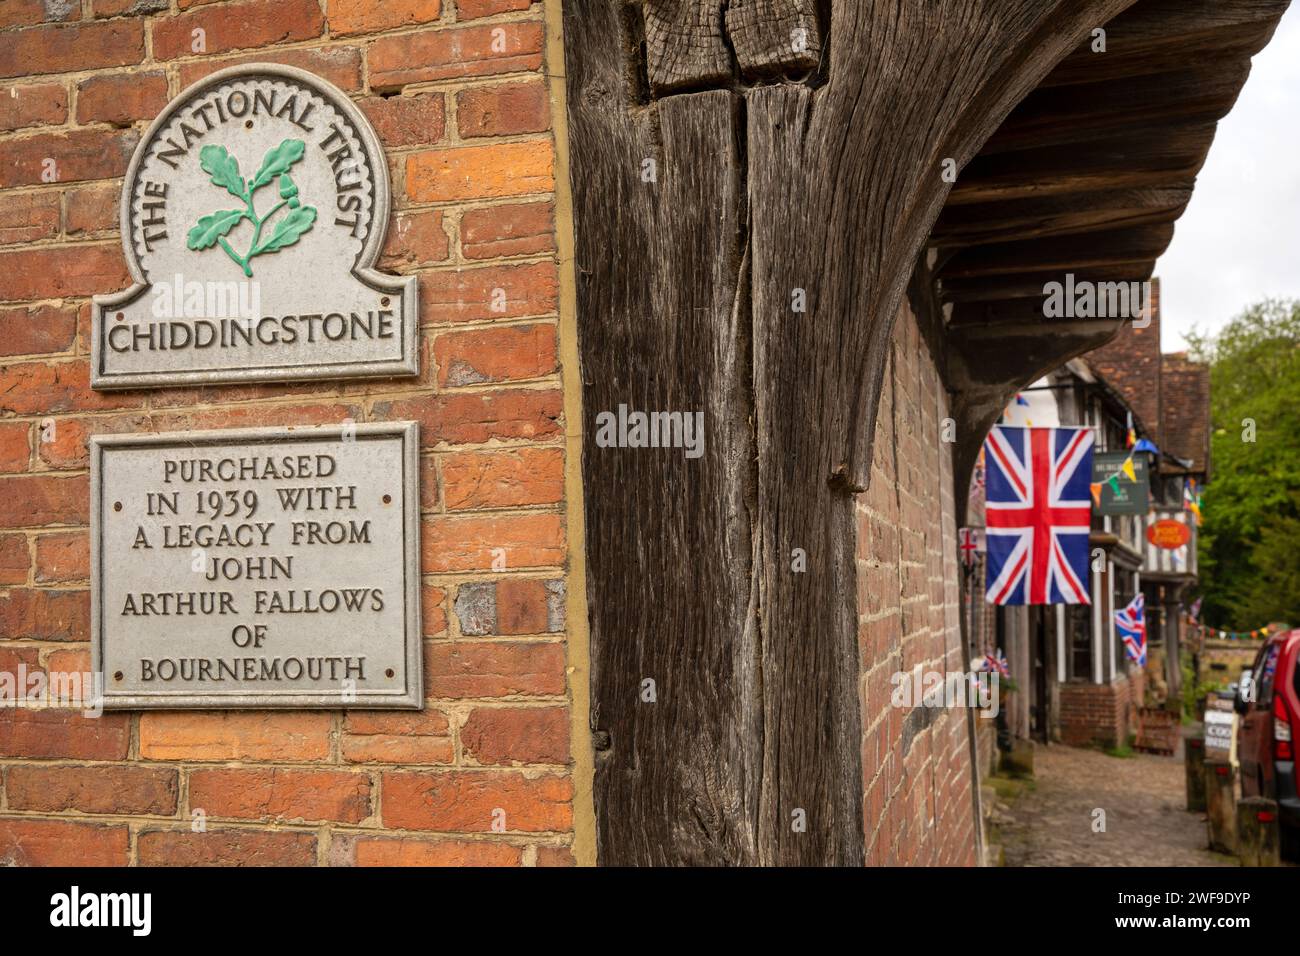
[558,0,1276,865]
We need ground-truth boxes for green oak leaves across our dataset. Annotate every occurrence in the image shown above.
[186,139,317,277]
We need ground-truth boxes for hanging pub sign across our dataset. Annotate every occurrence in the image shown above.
[1147,518,1192,550]
[1091,451,1149,515]
[91,64,417,389]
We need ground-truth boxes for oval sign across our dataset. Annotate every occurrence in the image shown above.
[1147,519,1191,550]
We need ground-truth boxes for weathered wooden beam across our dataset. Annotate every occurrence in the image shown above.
[982,61,1251,155]
[725,0,823,81]
[563,0,1137,867]
[940,264,1155,303]
[947,123,1217,205]
[1043,0,1291,87]
[939,224,1174,279]
[931,185,1191,248]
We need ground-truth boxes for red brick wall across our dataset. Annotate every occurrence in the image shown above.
[856,304,977,866]
[0,0,581,867]
[1058,671,1144,748]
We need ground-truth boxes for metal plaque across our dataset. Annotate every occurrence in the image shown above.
[91,422,422,709]
[92,64,417,389]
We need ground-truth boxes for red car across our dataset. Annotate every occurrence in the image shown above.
[1237,628,1300,857]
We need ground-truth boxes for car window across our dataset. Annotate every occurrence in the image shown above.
[1256,643,1281,707]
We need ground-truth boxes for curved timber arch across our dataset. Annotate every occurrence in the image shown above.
[560,0,1284,865]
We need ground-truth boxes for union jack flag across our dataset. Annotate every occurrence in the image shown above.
[1117,593,1147,666]
[984,425,1094,605]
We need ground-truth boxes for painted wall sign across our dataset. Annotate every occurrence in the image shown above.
[1091,451,1149,516]
[91,423,422,709]
[92,64,417,389]
[1147,518,1192,550]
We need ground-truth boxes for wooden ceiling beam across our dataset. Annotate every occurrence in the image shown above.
[939,264,1156,303]
[980,60,1251,155]
[939,224,1173,279]
[946,123,1217,205]
[1042,0,1290,87]
[931,185,1191,247]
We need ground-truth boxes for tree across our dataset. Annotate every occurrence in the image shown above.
[1188,300,1300,630]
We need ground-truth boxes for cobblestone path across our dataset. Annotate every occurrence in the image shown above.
[998,744,1236,867]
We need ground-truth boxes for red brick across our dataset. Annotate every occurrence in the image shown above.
[139,712,332,761]
[461,201,553,260]
[0,1,79,30]
[0,709,130,760]
[0,588,88,641]
[0,533,28,584]
[370,21,544,90]
[461,705,567,764]
[0,21,144,79]
[34,531,89,583]
[178,45,363,91]
[7,764,178,815]
[63,180,120,235]
[75,70,168,125]
[423,640,565,697]
[35,415,144,471]
[0,303,79,357]
[0,82,67,132]
[419,261,558,323]
[375,388,562,445]
[329,0,441,37]
[0,243,128,299]
[0,361,143,415]
[342,709,453,764]
[0,421,28,472]
[152,0,324,60]
[189,768,372,823]
[0,819,129,867]
[535,844,575,866]
[456,0,534,19]
[138,828,317,866]
[457,80,548,138]
[422,582,448,636]
[422,513,563,571]
[435,323,556,387]
[359,91,445,148]
[441,447,562,510]
[495,577,550,634]
[382,770,571,831]
[381,208,449,270]
[0,475,88,527]
[151,401,362,434]
[350,836,521,866]
[407,140,552,203]
[0,190,59,244]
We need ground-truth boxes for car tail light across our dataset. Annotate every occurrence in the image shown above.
[1274,694,1294,761]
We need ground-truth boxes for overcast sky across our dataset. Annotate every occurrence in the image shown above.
[1155,5,1300,351]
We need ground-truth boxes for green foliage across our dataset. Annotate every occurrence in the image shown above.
[1186,299,1300,631]
[198,144,245,199]
[186,139,316,277]
[186,209,245,250]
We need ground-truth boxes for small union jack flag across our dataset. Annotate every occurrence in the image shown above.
[983,425,1095,606]
[1117,593,1146,666]
[982,648,1009,677]
[959,527,984,568]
